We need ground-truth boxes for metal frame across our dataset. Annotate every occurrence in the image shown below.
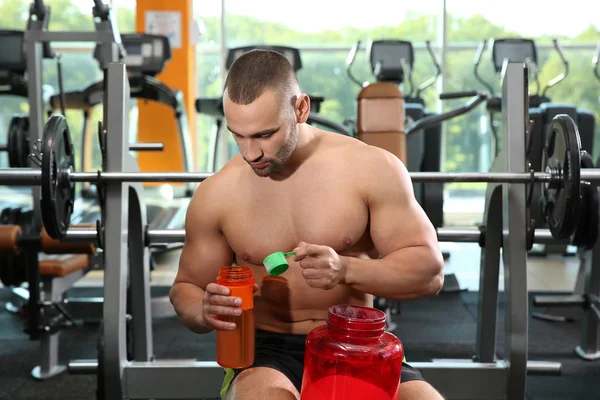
[64,61,560,400]
[7,265,87,380]
[10,0,123,383]
[414,63,531,399]
[534,224,600,361]
[574,240,600,360]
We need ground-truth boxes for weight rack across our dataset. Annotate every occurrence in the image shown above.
[63,61,559,400]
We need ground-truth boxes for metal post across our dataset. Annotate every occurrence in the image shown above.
[24,13,46,231]
[102,62,130,400]
[220,0,228,86]
[437,0,448,172]
[475,183,502,363]
[501,62,529,399]
[575,211,600,360]
[174,90,196,195]
[127,175,154,362]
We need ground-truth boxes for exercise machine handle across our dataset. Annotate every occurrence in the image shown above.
[32,0,45,18]
[346,41,363,88]
[405,92,488,135]
[553,38,568,67]
[594,44,600,82]
[92,0,109,20]
[473,39,495,95]
[346,41,360,67]
[439,91,480,100]
[473,40,486,67]
[542,39,569,97]
[416,41,442,98]
[29,0,54,59]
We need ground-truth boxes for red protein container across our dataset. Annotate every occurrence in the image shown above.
[215,266,255,369]
[300,305,404,400]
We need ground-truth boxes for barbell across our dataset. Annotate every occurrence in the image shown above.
[0,113,591,244]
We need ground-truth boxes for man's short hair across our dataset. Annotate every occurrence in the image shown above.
[223,49,300,105]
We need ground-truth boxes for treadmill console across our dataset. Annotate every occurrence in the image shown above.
[0,30,26,74]
[226,45,302,72]
[94,34,171,76]
[492,38,537,72]
[368,40,414,82]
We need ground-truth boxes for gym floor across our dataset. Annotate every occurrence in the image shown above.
[1,238,599,400]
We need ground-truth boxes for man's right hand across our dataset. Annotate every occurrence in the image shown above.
[202,283,259,331]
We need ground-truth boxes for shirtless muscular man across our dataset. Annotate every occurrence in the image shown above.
[170,49,446,400]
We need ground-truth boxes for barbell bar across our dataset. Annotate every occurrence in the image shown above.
[0,142,164,153]
[58,227,558,247]
[1,169,598,186]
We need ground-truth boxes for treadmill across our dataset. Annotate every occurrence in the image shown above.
[48,33,195,230]
[197,45,352,172]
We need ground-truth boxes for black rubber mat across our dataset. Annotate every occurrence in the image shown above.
[1,288,599,399]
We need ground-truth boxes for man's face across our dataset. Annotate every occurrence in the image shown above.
[224,88,298,177]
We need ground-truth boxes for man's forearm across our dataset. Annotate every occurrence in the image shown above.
[342,246,444,301]
[169,282,214,334]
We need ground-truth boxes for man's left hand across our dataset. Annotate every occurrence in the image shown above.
[293,242,347,290]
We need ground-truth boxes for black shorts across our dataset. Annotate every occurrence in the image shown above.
[221,329,424,395]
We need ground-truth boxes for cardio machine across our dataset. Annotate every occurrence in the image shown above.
[196,45,352,172]
[344,39,489,322]
[345,39,445,234]
[47,33,195,231]
[474,37,595,256]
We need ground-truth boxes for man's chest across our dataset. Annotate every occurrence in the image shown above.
[220,186,370,266]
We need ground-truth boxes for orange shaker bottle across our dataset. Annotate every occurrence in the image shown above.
[215,266,255,368]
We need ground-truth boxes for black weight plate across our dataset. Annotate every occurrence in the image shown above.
[7,115,30,168]
[16,116,30,167]
[7,117,20,168]
[571,182,590,248]
[542,115,582,239]
[573,182,599,250]
[0,207,11,223]
[14,208,34,286]
[585,182,600,249]
[570,152,594,248]
[41,115,75,241]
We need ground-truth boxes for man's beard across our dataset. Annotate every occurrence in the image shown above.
[250,123,298,177]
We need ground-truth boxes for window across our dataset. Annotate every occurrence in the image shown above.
[210,0,443,170]
[224,0,440,47]
[443,1,600,213]
[0,0,106,168]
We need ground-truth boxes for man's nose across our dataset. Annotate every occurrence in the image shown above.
[243,140,263,162]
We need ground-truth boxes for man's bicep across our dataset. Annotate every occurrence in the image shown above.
[367,152,438,256]
[175,194,234,289]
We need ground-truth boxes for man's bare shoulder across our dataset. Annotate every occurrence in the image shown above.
[188,155,245,214]
[319,130,402,173]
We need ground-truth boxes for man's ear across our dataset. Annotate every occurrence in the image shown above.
[295,94,311,123]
